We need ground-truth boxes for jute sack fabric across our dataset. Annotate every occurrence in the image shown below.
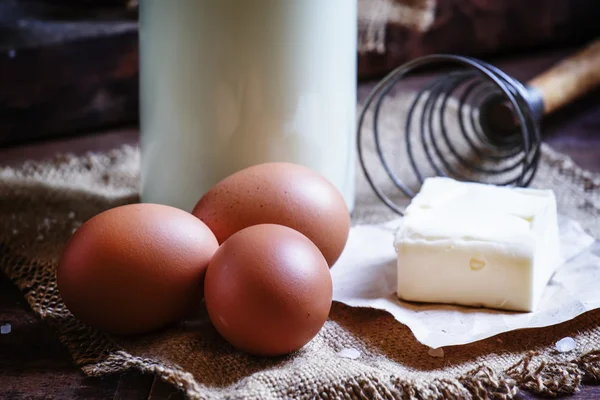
[1,91,599,399]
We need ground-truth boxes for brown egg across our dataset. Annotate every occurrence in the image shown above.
[204,224,332,356]
[192,162,350,266]
[57,203,219,335]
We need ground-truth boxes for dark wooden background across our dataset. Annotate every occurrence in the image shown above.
[1,0,600,148]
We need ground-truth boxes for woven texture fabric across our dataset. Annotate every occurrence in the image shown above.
[1,91,600,399]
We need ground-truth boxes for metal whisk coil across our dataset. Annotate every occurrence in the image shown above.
[358,55,544,215]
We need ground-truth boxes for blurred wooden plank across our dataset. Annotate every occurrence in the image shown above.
[1,0,600,148]
[113,372,154,400]
[0,126,138,166]
[0,0,138,147]
[517,386,600,400]
[147,377,185,400]
[0,274,138,399]
[0,28,138,147]
[358,0,600,78]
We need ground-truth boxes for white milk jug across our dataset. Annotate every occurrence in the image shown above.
[139,0,357,211]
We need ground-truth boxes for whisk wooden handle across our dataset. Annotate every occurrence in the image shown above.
[528,39,600,115]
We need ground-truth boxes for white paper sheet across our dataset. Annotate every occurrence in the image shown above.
[331,216,598,349]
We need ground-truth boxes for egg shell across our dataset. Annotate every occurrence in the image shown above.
[204,224,332,356]
[192,162,350,266]
[57,203,219,335]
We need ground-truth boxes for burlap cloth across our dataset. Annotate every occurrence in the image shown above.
[1,87,600,399]
[3,3,599,400]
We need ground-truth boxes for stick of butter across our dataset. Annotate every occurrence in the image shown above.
[394,177,561,312]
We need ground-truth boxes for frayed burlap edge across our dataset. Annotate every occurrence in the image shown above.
[1,144,599,400]
[539,144,600,194]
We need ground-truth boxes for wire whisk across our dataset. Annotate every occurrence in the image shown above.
[358,41,600,215]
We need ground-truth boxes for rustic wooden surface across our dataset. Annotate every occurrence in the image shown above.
[0,0,138,147]
[2,0,600,146]
[359,0,600,78]
[0,50,599,399]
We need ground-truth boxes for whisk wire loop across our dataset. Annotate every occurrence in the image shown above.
[357,54,543,215]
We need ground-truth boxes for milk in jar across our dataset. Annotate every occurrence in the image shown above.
[139,0,357,211]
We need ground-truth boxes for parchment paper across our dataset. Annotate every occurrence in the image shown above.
[331,215,598,349]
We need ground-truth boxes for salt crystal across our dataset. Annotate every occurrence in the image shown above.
[68,211,76,219]
[36,234,44,241]
[428,347,444,358]
[337,348,361,360]
[1,323,11,334]
[12,229,18,235]
[555,337,577,353]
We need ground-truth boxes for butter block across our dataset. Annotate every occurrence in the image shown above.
[394,177,561,312]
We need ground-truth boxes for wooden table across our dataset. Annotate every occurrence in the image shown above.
[1,49,599,399]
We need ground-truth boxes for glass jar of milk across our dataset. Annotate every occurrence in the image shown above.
[139,0,357,212]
